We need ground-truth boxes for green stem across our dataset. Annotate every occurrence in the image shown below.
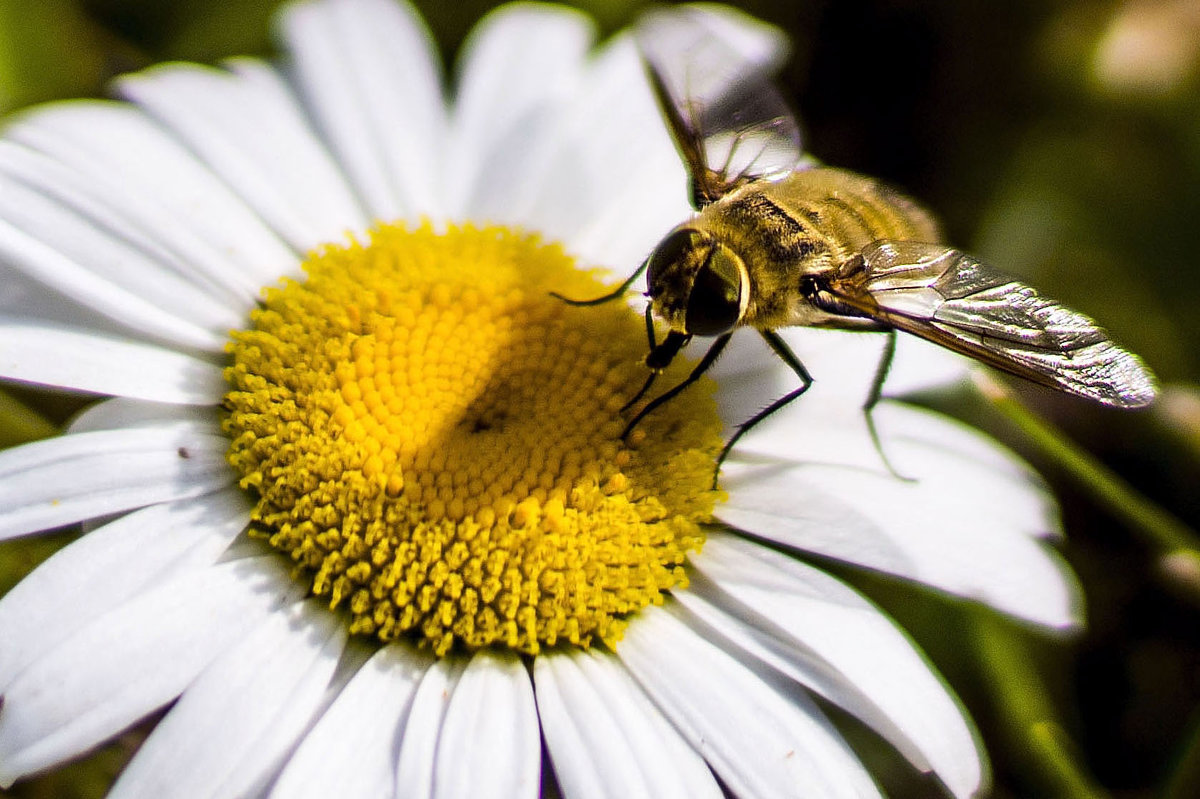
[974,372,1200,606]
[972,612,1109,799]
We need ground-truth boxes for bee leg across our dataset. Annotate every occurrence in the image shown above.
[621,332,729,439]
[864,329,915,482]
[550,257,649,306]
[712,329,813,488]
[621,306,663,412]
[622,372,659,414]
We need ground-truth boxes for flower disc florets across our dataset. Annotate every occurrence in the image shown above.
[223,222,723,655]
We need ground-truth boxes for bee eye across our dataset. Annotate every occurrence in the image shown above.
[646,229,704,296]
[685,248,743,336]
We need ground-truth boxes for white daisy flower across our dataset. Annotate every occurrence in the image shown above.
[0,1,1081,797]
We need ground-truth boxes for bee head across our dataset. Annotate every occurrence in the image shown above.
[646,227,748,337]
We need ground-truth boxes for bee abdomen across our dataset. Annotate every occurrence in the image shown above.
[768,168,942,249]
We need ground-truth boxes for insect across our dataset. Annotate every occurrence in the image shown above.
[563,5,1157,478]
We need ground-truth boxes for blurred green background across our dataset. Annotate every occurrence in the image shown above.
[1,0,1198,797]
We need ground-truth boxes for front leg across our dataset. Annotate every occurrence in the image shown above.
[622,333,729,440]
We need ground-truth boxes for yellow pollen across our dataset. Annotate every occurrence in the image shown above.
[223,222,723,655]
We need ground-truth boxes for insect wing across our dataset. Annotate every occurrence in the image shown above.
[843,241,1158,408]
[636,5,807,207]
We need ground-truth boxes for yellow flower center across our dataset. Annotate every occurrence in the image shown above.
[223,222,723,656]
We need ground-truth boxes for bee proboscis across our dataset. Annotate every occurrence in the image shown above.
[564,5,1158,479]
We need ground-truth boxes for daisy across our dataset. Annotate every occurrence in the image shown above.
[0,0,1081,797]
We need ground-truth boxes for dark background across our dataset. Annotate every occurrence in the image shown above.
[1,1,1198,796]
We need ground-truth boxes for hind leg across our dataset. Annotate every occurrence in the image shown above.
[863,329,913,481]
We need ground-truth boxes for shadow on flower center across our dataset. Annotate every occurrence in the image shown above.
[222,222,725,655]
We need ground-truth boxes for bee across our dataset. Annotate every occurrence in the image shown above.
[564,6,1157,475]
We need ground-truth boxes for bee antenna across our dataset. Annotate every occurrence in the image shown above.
[549,257,650,306]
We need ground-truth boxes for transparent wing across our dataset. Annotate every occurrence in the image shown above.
[830,241,1158,408]
[636,5,807,208]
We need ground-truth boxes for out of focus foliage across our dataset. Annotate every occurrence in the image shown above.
[0,1,1198,798]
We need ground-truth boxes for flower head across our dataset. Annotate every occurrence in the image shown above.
[0,1,1080,797]
[224,220,721,655]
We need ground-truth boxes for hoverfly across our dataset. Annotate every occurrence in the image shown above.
[563,5,1157,477]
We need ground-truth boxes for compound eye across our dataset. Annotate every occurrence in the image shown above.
[685,248,743,336]
[646,229,704,297]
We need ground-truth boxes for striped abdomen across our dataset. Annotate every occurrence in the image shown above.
[705,167,941,328]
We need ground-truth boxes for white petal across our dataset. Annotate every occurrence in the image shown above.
[0,140,250,329]
[714,328,897,445]
[0,139,248,313]
[703,321,785,384]
[0,421,233,541]
[0,213,226,353]
[556,6,791,272]
[682,532,985,798]
[706,331,803,440]
[708,328,972,457]
[549,5,787,267]
[269,643,433,799]
[6,101,299,290]
[433,651,539,799]
[117,60,367,251]
[280,0,446,222]
[393,658,466,799]
[0,320,224,404]
[528,34,688,272]
[446,4,594,220]
[728,400,1054,533]
[0,488,250,691]
[0,556,300,788]
[718,403,1083,629]
[883,335,973,397]
[534,649,721,799]
[617,604,880,798]
[0,259,131,335]
[108,599,347,799]
[707,328,979,454]
[66,397,218,434]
